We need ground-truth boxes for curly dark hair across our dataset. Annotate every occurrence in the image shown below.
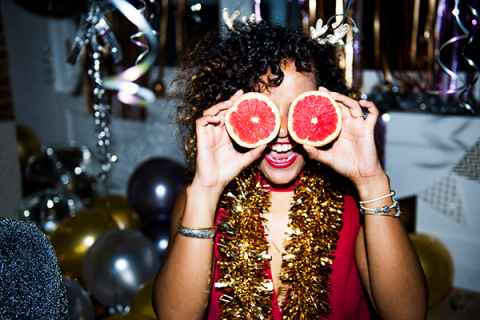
[174,20,352,180]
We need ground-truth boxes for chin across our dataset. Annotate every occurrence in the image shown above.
[258,147,307,186]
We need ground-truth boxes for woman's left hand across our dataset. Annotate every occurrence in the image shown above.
[303,87,385,187]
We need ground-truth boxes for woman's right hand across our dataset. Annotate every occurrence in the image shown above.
[193,90,266,191]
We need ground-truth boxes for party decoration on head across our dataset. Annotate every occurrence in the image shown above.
[82,229,161,312]
[309,17,351,46]
[127,158,187,225]
[223,4,356,48]
[222,8,256,32]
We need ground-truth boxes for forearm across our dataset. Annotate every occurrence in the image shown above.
[356,174,428,320]
[153,184,222,320]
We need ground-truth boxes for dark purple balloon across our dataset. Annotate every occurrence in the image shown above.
[141,219,171,259]
[127,158,187,225]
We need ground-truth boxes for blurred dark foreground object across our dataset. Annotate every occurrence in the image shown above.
[0,218,69,319]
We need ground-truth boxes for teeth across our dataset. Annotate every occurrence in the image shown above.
[271,144,293,152]
[267,153,296,163]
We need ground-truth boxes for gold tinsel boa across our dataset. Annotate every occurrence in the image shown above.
[215,164,344,319]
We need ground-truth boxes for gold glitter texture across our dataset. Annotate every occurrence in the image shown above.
[215,164,344,319]
[280,165,344,319]
[216,167,274,320]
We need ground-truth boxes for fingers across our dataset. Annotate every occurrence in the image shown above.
[359,99,379,125]
[243,145,267,163]
[196,114,221,128]
[229,89,244,101]
[303,144,332,167]
[202,90,244,117]
[319,86,378,122]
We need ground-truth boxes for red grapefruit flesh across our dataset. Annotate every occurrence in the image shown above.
[225,92,281,148]
[287,91,342,146]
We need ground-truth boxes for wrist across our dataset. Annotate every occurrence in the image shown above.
[353,172,391,201]
[190,174,226,194]
[181,182,223,228]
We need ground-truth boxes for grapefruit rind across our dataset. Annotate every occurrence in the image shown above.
[225,92,281,148]
[287,91,342,147]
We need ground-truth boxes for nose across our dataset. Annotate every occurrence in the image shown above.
[277,105,289,139]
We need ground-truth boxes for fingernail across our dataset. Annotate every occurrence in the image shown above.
[319,86,328,92]
[330,91,339,96]
[225,100,233,105]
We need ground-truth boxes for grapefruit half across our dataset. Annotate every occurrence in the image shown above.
[225,92,281,148]
[287,91,342,146]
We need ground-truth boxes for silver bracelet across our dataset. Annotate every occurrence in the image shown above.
[359,190,396,204]
[177,218,216,239]
[359,190,402,218]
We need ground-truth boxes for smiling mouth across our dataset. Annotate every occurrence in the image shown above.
[265,142,298,166]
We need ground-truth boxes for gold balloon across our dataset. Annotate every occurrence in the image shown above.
[130,278,156,319]
[409,233,454,308]
[50,209,118,279]
[92,194,141,230]
[16,124,41,172]
[104,314,155,320]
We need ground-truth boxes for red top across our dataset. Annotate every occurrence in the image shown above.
[207,191,370,320]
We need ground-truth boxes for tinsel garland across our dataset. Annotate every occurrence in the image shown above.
[215,164,344,319]
[215,167,274,319]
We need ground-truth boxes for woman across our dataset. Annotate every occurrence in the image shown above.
[153,12,428,320]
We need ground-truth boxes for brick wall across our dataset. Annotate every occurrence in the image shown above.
[0,4,14,120]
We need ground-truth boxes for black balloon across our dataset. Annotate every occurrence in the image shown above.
[62,276,94,320]
[127,158,187,225]
[141,219,171,259]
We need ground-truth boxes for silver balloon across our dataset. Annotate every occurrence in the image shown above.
[82,229,161,309]
[24,146,68,189]
[17,189,84,234]
[62,276,95,320]
[25,140,103,206]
